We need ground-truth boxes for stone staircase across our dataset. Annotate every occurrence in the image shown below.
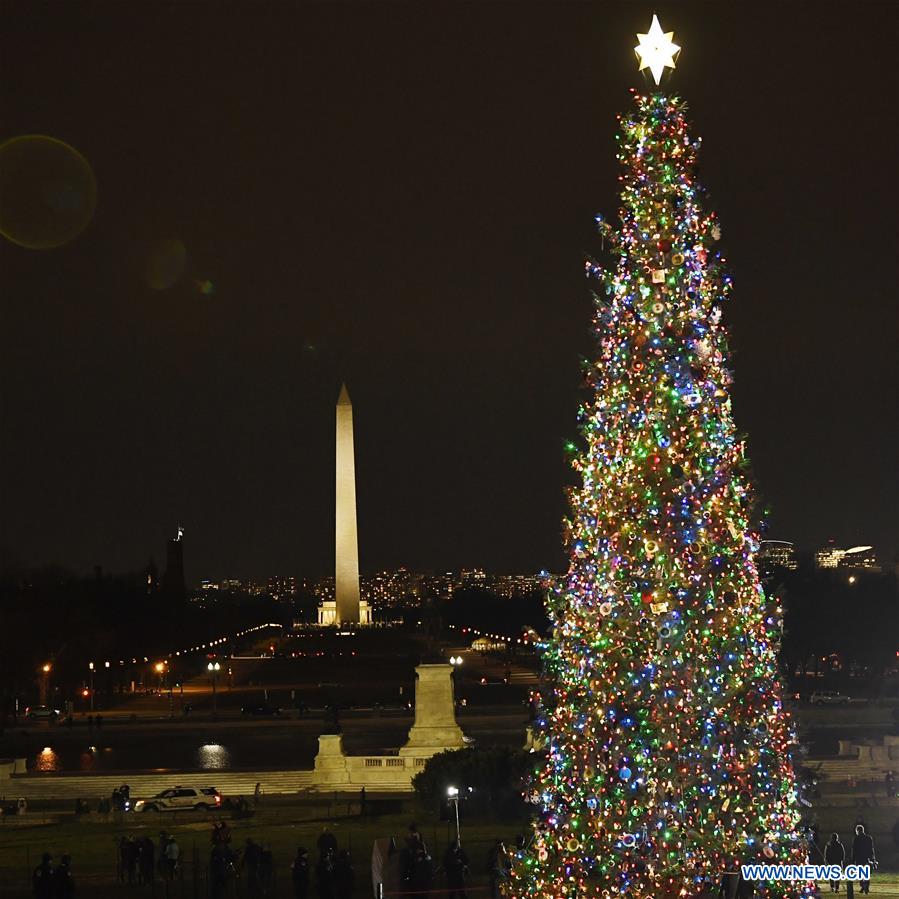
[810,759,895,782]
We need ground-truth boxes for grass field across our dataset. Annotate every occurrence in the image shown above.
[0,800,896,897]
[0,806,523,897]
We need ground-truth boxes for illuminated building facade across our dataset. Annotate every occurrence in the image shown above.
[815,542,880,572]
[755,540,798,573]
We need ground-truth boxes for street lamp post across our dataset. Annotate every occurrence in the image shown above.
[40,663,51,706]
[207,661,221,719]
[88,663,95,712]
[155,661,172,717]
[447,785,461,845]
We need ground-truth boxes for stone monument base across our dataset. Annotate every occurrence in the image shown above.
[398,663,465,757]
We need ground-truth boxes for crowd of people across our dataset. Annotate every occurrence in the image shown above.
[34,816,892,898]
[29,818,519,898]
[116,832,181,885]
[368,823,514,899]
[208,820,513,899]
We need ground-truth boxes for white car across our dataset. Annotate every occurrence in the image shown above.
[134,786,222,812]
[25,705,60,720]
[809,690,850,706]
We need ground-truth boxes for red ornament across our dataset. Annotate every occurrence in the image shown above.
[641,591,655,604]
[657,237,672,253]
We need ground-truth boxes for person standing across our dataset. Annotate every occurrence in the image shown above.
[409,847,434,898]
[487,840,508,899]
[31,853,53,898]
[243,838,263,895]
[139,837,155,885]
[885,770,895,799]
[315,850,335,899]
[824,833,845,893]
[117,837,128,883]
[334,849,354,899]
[259,844,274,896]
[444,840,469,899]
[851,824,875,895]
[210,845,231,899]
[164,836,181,881]
[124,837,138,886]
[405,822,424,855]
[53,855,75,899]
[317,827,338,861]
[291,847,310,899]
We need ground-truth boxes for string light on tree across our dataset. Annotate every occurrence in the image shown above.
[506,18,812,899]
[634,14,681,85]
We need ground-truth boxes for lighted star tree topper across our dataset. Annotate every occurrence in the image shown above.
[506,17,812,899]
[635,14,680,85]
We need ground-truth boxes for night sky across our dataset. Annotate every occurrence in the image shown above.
[1,4,896,582]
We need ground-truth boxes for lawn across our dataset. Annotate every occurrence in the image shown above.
[1,801,896,897]
[0,805,524,897]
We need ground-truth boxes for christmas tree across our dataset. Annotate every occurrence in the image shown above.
[508,17,810,899]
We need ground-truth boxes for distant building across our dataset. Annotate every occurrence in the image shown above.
[363,567,423,608]
[312,576,335,603]
[815,542,841,569]
[421,572,454,603]
[162,527,185,600]
[838,545,879,571]
[815,542,880,572]
[492,574,541,598]
[756,540,797,573]
[459,569,488,589]
[266,575,297,602]
[471,635,507,652]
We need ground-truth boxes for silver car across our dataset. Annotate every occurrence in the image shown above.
[809,690,850,706]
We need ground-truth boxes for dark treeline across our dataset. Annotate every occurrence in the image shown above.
[775,565,898,691]
[444,587,550,637]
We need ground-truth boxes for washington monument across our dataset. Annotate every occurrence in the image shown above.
[335,383,361,623]
[317,384,371,626]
